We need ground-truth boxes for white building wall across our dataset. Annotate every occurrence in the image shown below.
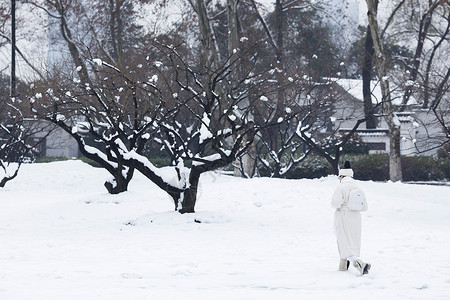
[44,127,79,158]
[27,120,79,158]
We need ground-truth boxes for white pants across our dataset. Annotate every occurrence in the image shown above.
[346,256,359,263]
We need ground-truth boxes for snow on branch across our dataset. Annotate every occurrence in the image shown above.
[123,150,186,190]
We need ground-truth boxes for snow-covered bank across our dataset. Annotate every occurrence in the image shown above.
[1,161,449,299]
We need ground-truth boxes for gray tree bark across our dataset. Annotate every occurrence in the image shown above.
[365,0,402,181]
[227,0,256,178]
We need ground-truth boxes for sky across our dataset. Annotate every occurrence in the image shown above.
[0,0,396,81]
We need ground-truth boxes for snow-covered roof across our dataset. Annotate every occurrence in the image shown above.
[339,128,389,137]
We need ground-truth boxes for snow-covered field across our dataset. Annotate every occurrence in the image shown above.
[1,160,449,300]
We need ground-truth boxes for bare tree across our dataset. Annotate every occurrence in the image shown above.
[0,102,26,187]
[27,0,155,193]
[396,0,447,110]
[120,41,287,212]
[23,0,284,213]
[0,76,48,187]
[398,1,450,152]
[364,0,449,180]
[249,0,364,176]
[365,0,402,181]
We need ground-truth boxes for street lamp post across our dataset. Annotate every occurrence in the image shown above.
[10,0,16,97]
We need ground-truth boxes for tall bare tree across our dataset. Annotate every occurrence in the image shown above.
[362,25,377,129]
[366,0,402,181]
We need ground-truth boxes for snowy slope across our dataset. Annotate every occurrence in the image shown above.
[0,160,449,299]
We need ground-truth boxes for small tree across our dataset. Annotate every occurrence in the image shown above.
[121,41,285,213]
[0,112,27,187]
[28,0,156,193]
[0,76,45,187]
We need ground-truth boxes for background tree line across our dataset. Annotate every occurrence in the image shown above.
[0,0,449,212]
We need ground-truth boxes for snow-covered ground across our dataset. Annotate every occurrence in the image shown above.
[1,160,449,299]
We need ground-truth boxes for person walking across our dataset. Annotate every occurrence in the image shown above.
[331,161,371,275]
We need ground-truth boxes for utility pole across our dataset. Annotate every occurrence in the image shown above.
[10,0,16,97]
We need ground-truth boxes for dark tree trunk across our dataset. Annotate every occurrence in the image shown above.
[0,165,20,188]
[104,167,134,194]
[363,26,377,129]
[0,177,9,188]
[178,169,201,214]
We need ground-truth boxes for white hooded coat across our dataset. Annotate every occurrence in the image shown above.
[331,176,368,259]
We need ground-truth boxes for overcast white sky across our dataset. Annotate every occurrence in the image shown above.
[1,0,392,81]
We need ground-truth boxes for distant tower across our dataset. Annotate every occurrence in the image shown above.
[10,0,16,97]
[47,8,71,75]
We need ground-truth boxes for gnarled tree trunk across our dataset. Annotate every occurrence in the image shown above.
[366,0,402,181]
